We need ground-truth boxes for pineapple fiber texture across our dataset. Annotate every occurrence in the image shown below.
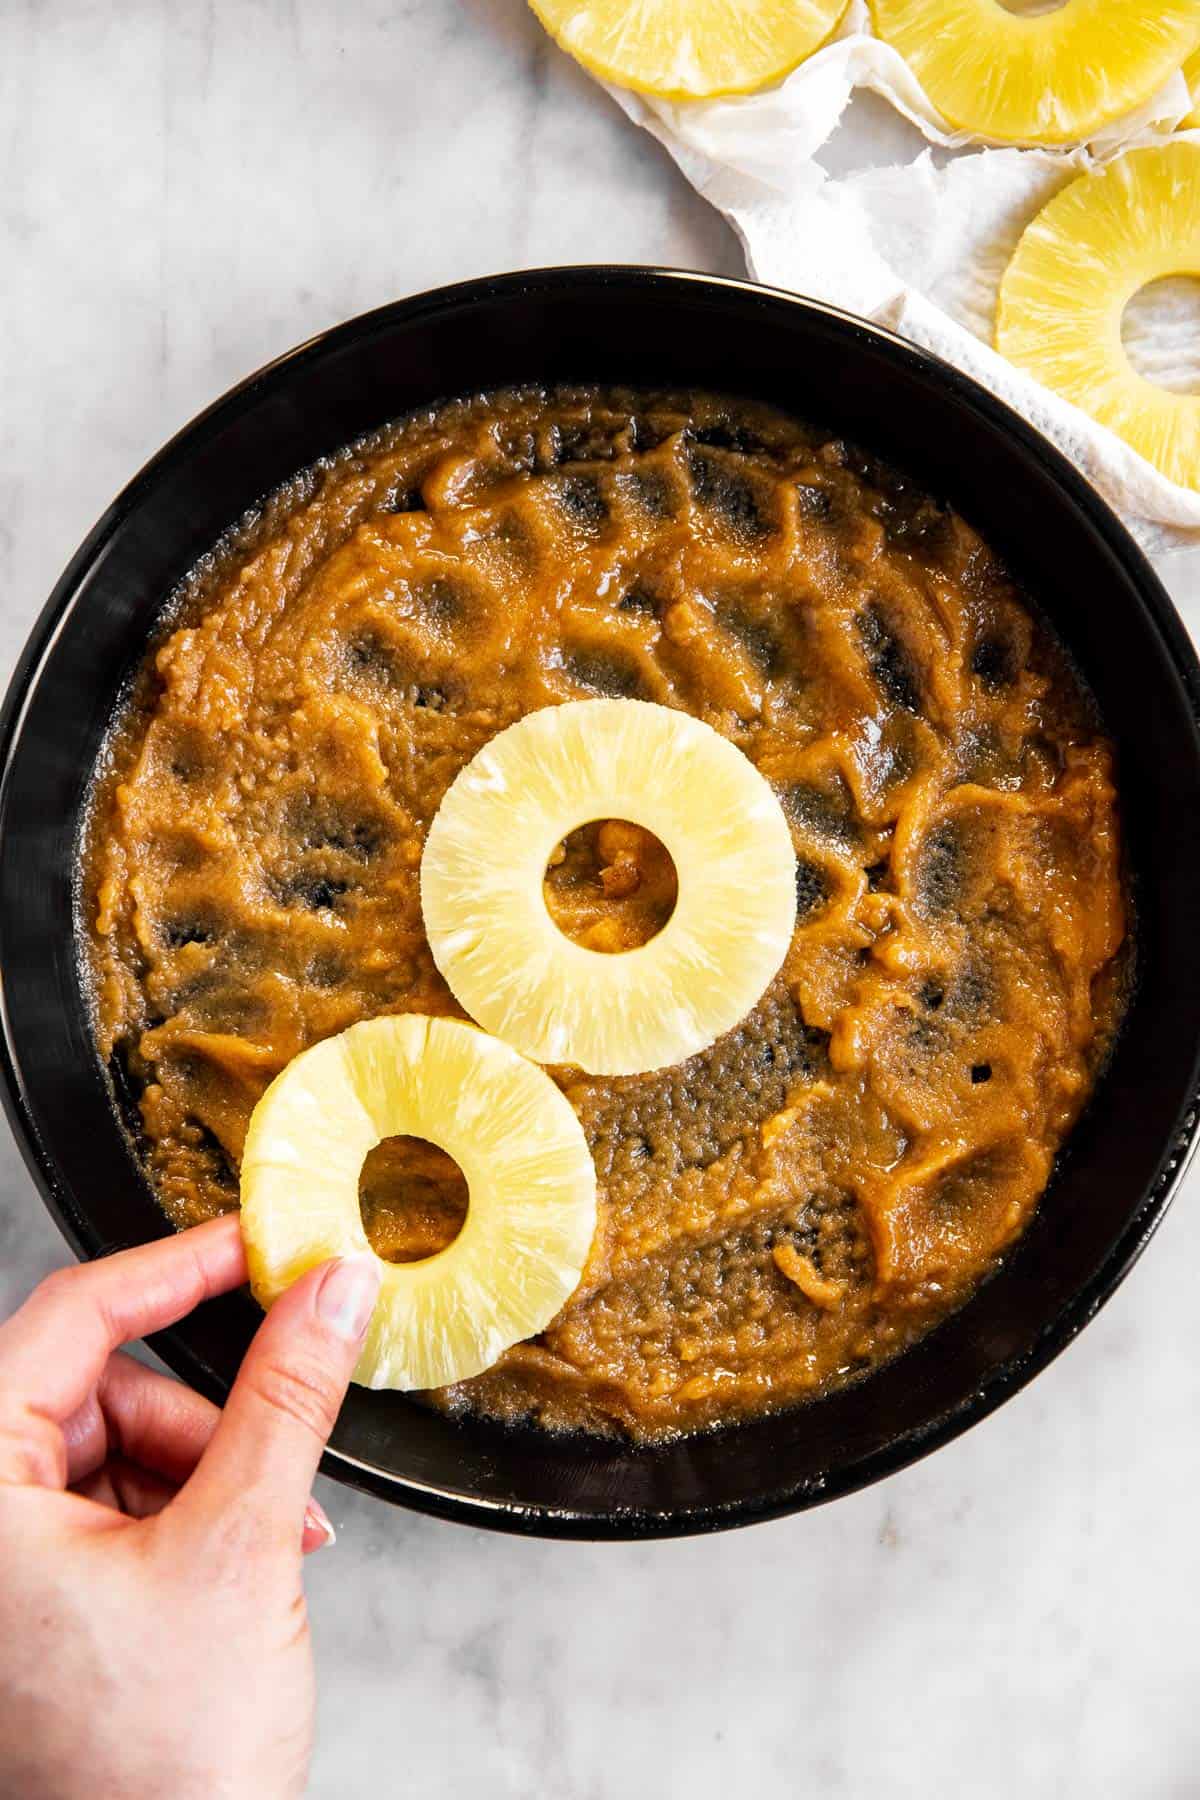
[598,0,1200,584]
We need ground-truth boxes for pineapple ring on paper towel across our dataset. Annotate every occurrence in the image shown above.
[240,1014,597,1390]
[869,0,1198,146]
[421,699,798,1078]
[527,0,849,101]
[996,142,1200,491]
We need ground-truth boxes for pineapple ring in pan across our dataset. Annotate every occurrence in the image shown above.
[869,0,1198,146]
[996,142,1200,491]
[240,1014,597,1390]
[421,699,798,1077]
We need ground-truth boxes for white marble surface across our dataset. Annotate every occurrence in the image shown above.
[3,4,1200,1795]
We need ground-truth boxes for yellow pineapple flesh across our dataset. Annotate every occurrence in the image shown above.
[527,0,849,100]
[870,0,1199,145]
[421,699,797,1077]
[1184,45,1200,128]
[240,1014,597,1390]
[996,141,1200,490]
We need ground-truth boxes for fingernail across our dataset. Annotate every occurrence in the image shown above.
[316,1253,381,1341]
[302,1499,337,1554]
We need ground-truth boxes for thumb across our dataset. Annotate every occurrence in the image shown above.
[173,1254,380,1552]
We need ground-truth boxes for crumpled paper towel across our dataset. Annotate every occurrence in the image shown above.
[605,0,1200,610]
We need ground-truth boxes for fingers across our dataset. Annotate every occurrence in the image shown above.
[63,1355,337,1552]
[0,1224,348,1556]
[62,1353,222,1488]
[75,1457,179,1521]
[173,1255,379,1554]
[71,1459,336,1555]
[0,1405,68,1488]
[302,1499,337,1555]
[0,1214,246,1421]
[69,1355,338,1553]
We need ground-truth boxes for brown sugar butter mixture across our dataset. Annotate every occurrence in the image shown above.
[85,386,1128,1440]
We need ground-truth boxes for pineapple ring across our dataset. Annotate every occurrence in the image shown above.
[996,142,1200,490]
[527,0,850,102]
[240,1014,597,1391]
[1183,46,1200,129]
[869,0,1199,146]
[421,699,798,1077]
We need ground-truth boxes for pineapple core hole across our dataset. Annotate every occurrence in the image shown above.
[358,1134,468,1264]
[543,818,679,954]
[994,0,1066,12]
[1122,277,1200,397]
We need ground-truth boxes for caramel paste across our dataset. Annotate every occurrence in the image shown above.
[83,387,1129,1440]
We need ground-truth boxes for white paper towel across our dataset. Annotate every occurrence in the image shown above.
[604,0,1200,608]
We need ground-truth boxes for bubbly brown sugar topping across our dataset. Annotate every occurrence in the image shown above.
[83,387,1128,1440]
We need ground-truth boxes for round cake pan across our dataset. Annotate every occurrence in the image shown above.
[2,268,1199,1538]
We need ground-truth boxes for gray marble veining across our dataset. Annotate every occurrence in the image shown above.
[2,5,1198,1795]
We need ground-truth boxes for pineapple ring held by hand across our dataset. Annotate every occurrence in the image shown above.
[240,1014,597,1391]
[527,0,849,101]
[996,142,1200,491]
[421,699,798,1077]
[869,0,1198,146]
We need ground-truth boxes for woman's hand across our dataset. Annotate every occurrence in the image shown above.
[0,1216,380,1799]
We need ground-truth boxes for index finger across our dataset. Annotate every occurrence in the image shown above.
[0,1214,246,1420]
